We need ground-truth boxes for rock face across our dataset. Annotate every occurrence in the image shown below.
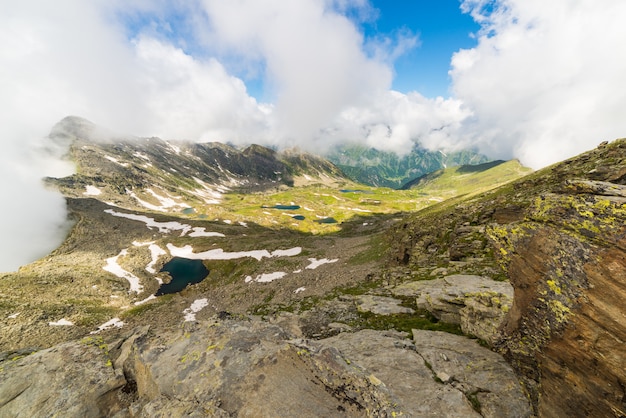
[391,138,626,416]
[0,338,126,417]
[412,330,531,418]
[0,318,531,417]
[391,275,513,343]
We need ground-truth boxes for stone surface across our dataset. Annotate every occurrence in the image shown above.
[0,338,126,417]
[354,295,415,315]
[413,330,531,418]
[321,329,480,417]
[392,275,513,343]
[0,318,532,417]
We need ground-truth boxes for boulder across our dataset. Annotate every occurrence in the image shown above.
[391,275,513,343]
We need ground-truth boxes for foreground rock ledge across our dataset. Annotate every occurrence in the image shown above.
[0,318,531,417]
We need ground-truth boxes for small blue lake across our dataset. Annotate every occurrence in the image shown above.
[182,207,195,214]
[315,217,338,224]
[263,204,301,210]
[292,215,305,220]
[155,257,209,296]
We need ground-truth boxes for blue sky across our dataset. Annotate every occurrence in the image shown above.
[364,0,480,97]
[212,1,481,100]
[117,1,480,101]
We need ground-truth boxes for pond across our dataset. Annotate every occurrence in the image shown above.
[315,217,338,224]
[292,215,305,220]
[181,207,195,214]
[155,257,209,296]
[263,204,301,210]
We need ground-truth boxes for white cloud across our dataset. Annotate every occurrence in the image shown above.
[199,0,393,143]
[452,0,626,168]
[132,36,273,142]
[323,91,471,154]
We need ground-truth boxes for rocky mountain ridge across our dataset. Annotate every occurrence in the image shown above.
[48,116,346,212]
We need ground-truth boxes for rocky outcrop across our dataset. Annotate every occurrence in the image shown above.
[390,138,626,417]
[412,330,531,418]
[0,317,532,417]
[0,337,126,417]
[391,275,513,343]
[321,329,531,418]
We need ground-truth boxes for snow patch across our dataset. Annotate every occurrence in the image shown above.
[103,249,144,293]
[306,258,339,270]
[127,188,187,212]
[272,247,302,257]
[166,141,181,154]
[295,287,306,293]
[104,155,129,167]
[91,317,124,334]
[148,245,167,277]
[7,312,20,319]
[183,298,209,321]
[133,152,150,160]
[188,227,226,238]
[132,240,154,247]
[341,206,372,213]
[190,177,224,204]
[105,209,192,235]
[49,318,74,326]
[84,185,102,196]
[167,244,301,261]
[245,272,287,283]
[134,295,157,306]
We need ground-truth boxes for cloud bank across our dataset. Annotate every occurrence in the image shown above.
[452,0,626,167]
[2,0,626,270]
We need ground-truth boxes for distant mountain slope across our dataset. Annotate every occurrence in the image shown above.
[47,116,347,211]
[325,143,489,188]
[400,159,533,198]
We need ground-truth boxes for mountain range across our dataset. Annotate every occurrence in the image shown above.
[325,143,489,188]
[0,117,624,417]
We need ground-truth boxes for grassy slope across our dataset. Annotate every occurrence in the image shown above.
[187,160,532,235]
[403,160,532,196]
